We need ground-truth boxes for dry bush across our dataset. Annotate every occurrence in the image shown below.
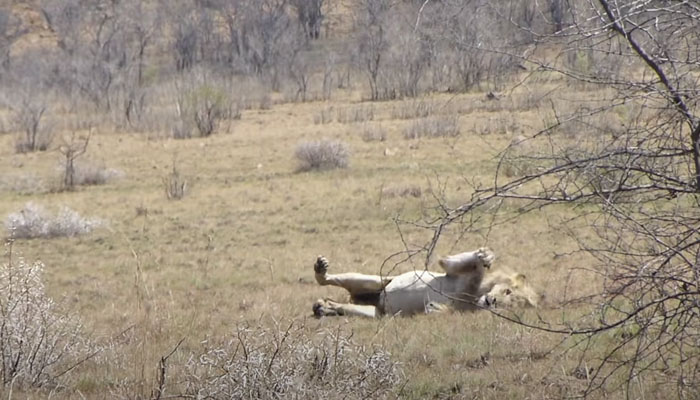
[11,100,53,153]
[360,124,387,142]
[66,161,124,186]
[4,203,103,239]
[403,116,460,139]
[295,140,350,171]
[0,241,90,389]
[176,86,229,138]
[181,323,403,399]
[163,160,188,200]
[172,72,238,139]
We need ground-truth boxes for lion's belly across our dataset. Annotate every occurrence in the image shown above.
[380,271,452,316]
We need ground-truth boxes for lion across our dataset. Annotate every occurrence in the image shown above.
[312,248,541,318]
[477,270,543,309]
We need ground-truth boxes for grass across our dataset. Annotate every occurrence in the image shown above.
[0,87,639,398]
[403,116,460,139]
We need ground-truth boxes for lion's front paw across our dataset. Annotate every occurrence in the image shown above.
[314,255,329,275]
[477,248,495,268]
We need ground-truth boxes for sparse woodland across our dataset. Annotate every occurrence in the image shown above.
[0,0,699,398]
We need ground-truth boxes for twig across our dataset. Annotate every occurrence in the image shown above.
[151,337,186,400]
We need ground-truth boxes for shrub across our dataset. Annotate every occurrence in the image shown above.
[163,161,188,200]
[403,116,460,139]
[4,203,103,239]
[181,324,403,399]
[68,161,124,186]
[0,241,88,389]
[360,125,387,142]
[173,74,238,139]
[176,85,228,138]
[295,140,350,171]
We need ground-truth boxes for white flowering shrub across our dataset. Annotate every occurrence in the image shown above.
[181,324,403,399]
[0,243,88,388]
[4,203,103,239]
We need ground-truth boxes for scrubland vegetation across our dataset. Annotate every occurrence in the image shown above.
[1,0,699,398]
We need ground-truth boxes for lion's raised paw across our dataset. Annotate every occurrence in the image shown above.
[314,256,329,275]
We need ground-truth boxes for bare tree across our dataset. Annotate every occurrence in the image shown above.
[289,49,311,101]
[355,0,391,100]
[173,11,199,72]
[219,0,306,90]
[291,0,325,39]
[41,0,153,119]
[120,2,159,128]
[321,53,336,100]
[421,0,518,92]
[548,0,567,33]
[6,91,53,153]
[59,132,91,190]
[13,104,50,153]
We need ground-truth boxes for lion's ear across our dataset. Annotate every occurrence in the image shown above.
[513,273,527,286]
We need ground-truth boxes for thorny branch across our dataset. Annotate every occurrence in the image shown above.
[392,1,700,395]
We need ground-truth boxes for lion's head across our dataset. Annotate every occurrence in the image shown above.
[477,272,542,309]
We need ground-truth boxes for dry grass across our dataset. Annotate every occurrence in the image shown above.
[403,116,460,139]
[0,84,639,399]
[0,173,47,195]
[390,99,435,120]
[359,124,387,142]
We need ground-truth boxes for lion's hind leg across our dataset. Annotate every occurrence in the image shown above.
[314,256,392,296]
[439,248,495,275]
[312,298,379,318]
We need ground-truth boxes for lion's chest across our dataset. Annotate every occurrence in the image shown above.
[380,271,466,316]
